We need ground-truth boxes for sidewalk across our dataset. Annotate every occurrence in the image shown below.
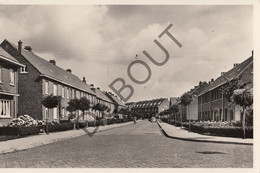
[157,121,253,145]
[0,121,139,154]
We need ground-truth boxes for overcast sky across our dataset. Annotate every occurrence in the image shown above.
[0,5,253,102]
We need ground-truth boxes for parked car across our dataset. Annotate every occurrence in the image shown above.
[150,117,156,123]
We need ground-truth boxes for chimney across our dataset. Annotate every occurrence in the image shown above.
[252,50,254,57]
[24,46,32,52]
[233,63,239,68]
[49,60,56,66]
[90,84,95,92]
[66,69,72,73]
[221,72,226,76]
[82,77,86,83]
[211,78,214,82]
[97,87,100,90]
[18,40,22,53]
[199,81,202,86]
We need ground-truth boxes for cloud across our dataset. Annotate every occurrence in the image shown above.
[0,5,253,102]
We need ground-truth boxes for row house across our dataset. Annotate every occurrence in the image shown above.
[130,98,169,119]
[105,92,126,119]
[0,39,96,122]
[0,47,24,125]
[184,81,209,121]
[198,53,253,122]
[90,85,115,118]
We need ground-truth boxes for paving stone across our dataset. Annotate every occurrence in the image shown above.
[0,120,253,168]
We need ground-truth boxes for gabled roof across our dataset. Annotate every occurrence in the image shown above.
[94,88,113,103]
[4,40,95,95]
[106,92,126,107]
[0,47,24,67]
[169,97,178,106]
[131,98,168,108]
[199,56,253,96]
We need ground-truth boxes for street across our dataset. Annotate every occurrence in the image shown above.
[0,120,253,168]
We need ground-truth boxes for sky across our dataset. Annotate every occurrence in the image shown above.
[0,5,253,102]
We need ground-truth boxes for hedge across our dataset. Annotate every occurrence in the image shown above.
[47,123,74,132]
[0,126,41,136]
[182,123,253,138]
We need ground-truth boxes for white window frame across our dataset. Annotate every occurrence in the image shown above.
[20,66,28,73]
[53,107,58,119]
[45,81,49,95]
[0,65,2,83]
[0,100,11,117]
[10,69,15,86]
[61,86,65,98]
[66,88,70,99]
[53,84,57,96]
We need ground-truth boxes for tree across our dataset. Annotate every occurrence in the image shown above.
[170,104,179,126]
[42,94,62,134]
[232,88,253,139]
[180,93,193,131]
[222,76,252,122]
[78,97,91,119]
[92,103,108,118]
[66,98,80,129]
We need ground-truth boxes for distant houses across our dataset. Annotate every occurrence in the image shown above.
[0,39,127,125]
[129,98,169,119]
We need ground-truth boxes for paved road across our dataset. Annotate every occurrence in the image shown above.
[0,120,253,168]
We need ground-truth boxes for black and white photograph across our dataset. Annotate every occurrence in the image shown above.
[0,0,259,171]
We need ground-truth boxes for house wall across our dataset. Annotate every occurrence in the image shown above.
[0,62,19,125]
[1,41,43,120]
[158,99,169,116]
[188,96,198,120]
[198,61,253,122]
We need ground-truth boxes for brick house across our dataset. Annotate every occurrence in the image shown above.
[0,47,24,125]
[198,53,253,122]
[0,39,96,122]
[90,85,115,118]
[185,81,209,121]
[130,98,169,119]
[105,92,126,118]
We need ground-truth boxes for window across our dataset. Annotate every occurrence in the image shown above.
[45,81,49,94]
[61,87,65,98]
[66,88,70,99]
[20,66,27,73]
[61,108,65,118]
[0,100,11,117]
[44,107,49,119]
[53,84,57,96]
[53,107,58,119]
[0,65,2,83]
[10,69,15,85]
[71,89,74,99]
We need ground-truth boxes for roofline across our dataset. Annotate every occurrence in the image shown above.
[198,60,253,97]
[39,74,96,96]
[96,96,114,104]
[0,91,19,96]
[0,55,25,67]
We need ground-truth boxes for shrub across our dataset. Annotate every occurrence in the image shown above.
[0,126,42,136]
[47,123,74,132]
[182,124,253,138]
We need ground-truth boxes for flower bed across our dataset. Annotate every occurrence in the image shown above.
[160,118,253,138]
